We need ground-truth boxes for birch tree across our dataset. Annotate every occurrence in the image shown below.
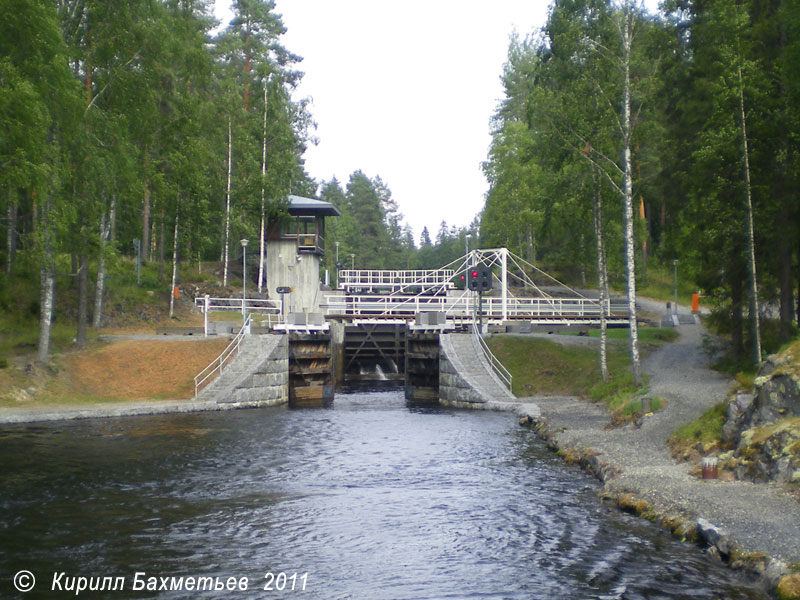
[543,0,653,385]
[92,195,116,328]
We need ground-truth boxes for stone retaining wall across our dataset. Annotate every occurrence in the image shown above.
[219,335,289,406]
[438,335,485,406]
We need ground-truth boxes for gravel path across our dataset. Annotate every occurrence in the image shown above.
[517,299,800,573]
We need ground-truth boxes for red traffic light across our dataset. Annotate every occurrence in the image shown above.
[471,270,478,277]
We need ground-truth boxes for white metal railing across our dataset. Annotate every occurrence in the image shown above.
[195,296,282,314]
[323,293,627,321]
[339,269,455,293]
[194,315,252,398]
[473,329,513,392]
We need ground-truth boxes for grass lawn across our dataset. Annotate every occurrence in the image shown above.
[487,327,676,416]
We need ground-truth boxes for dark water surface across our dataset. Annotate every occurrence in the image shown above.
[0,391,768,599]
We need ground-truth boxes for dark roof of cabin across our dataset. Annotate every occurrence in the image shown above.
[287,195,341,217]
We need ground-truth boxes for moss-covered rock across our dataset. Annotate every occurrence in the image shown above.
[777,573,800,600]
[719,342,800,484]
[729,418,800,483]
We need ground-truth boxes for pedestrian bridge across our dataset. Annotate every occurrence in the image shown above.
[191,248,629,409]
[196,248,630,328]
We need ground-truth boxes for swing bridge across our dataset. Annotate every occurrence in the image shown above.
[191,248,631,405]
[195,248,630,328]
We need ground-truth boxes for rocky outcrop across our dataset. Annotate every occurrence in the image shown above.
[720,343,800,484]
[721,419,800,484]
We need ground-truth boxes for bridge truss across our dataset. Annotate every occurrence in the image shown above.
[324,248,629,326]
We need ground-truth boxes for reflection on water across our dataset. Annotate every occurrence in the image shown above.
[0,391,768,599]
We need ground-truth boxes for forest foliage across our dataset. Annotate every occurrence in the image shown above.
[0,0,475,361]
[482,0,800,364]
[2,0,798,367]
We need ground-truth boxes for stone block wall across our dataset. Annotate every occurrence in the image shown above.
[223,335,289,406]
[438,335,485,406]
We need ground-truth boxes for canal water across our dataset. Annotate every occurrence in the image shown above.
[0,391,768,599]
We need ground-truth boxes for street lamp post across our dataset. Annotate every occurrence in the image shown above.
[673,259,679,315]
[335,241,340,289]
[241,239,249,324]
[465,233,471,261]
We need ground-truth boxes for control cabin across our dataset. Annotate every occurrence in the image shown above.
[266,195,340,314]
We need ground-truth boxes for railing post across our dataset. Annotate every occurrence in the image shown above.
[204,294,210,337]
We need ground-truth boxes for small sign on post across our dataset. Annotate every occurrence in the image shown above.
[276,286,292,320]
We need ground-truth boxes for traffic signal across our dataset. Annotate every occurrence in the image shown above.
[479,267,492,291]
[468,268,479,290]
[468,265,492,291]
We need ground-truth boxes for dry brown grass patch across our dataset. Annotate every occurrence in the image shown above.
[45,338,229,403]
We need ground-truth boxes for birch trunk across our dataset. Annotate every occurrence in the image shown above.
[36,193,55,364]
[169,204,180,319]
[593,168,609,382]
[223,116,232,287]
[76,242,89,348]
[738,65,761,364]
[142,181,151,263]
[258,77,268,293]
[93,197,117,329]
[6,192,16,274]
[621,9,642,386]
[158,208,165,282]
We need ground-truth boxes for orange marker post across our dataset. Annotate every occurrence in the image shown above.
[691,293,699,314]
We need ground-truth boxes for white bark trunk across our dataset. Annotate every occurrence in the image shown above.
[76,240,88,348]
[6,194,16,275]
[93,197,116,329]
[142,181,151,263]
[621,10,642,386]
[36,194,55,364]
[223,117,232,287]
[258,78,268,293]
[169,205,180,319]
[738,65,761,364]
[593,168,609,382]
[37,265,55,363]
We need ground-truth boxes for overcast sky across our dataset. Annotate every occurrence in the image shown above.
[213,1,659,243]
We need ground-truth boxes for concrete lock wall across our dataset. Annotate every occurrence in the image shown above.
[265,240,322,314]
[438,334,486,406]
[224,335,289,406]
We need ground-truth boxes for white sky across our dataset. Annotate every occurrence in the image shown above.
[213,1,659,243]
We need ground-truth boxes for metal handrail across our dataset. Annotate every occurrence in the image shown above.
[339,269,456,292]
[322,293,626,320]
[194,315,252,398]
[195,296,281,314]
[472,328,513,392]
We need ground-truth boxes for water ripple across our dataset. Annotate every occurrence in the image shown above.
[0,390,768,600]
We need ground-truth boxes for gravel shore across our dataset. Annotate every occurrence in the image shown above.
[514,301,800,588]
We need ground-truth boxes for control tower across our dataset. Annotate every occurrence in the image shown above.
[266,195,340,314]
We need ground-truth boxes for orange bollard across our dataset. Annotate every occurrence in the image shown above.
[691,293,700,314]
